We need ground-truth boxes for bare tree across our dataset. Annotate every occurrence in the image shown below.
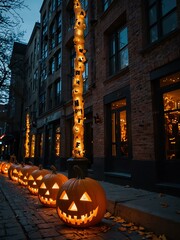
[0,0,27,104]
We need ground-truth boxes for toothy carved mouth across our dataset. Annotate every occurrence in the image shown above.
[39,196,56,206]
[57,206,98,225]
[28,186,38,194]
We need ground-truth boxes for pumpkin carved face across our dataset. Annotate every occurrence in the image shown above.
[56,176,107,227]
[18,165,38,186]
[1,162,11,175]
[8,163,20,181]
[38,172,68,207]
[28,167,50,195]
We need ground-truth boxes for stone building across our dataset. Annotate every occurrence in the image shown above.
[9,0,180,193]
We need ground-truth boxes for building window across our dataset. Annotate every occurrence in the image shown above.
[103,0,114,11]
[42,42,48,59]
[160,72,180,160]
[57,29,62,44]
[68,9,74,31]
[57,12,62,27]
[48,85,53,109]
[83,61,88,93]
[58,0,62,6]
[55,79,62,105]
[111,99,128,158]
[49,58,55,74]
[40,65,47,86]
[39,93,46,115]
[50,22,56,49]
[109,26,129,76]
[55,126,60,156]
[57,50,62,70]
[147,0,177,43]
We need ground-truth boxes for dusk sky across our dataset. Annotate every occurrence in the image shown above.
[19,0,43,43]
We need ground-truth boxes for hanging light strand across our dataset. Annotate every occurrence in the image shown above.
[24,113,30,158]
[72,0,86,158]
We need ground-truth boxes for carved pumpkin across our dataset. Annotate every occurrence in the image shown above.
[28,165,50,195]
[11,164,23,182]
[0,161,5,173]
[18,164,38,186]
[1,162,11,175]
[56,166,107,227]
[8,162,20,181]
[38,166,68,207]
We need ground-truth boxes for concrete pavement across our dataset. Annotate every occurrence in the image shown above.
[0,172,180,240]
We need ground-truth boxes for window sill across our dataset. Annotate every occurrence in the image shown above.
[140,28,180,55]
[104,66,129,85]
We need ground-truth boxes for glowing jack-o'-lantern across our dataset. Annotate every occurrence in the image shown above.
[18,164,38,186]
[1,162,11,175]
[38,166,68,207]
[56,166,107,228]
[28,165,50,195]
[8,162,20,181]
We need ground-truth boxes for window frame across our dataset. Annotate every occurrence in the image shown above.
[146,0,178,44]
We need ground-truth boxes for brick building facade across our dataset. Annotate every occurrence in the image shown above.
[9,0,180,194]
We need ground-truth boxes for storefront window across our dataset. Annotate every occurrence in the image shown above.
[30,135,35,158]
[111,99,128,158]
[163,89,180,160]
[55,126,60,156]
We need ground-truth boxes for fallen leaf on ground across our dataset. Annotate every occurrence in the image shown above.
[118,226,127,232]
[122,222,134,227]
[104,212,112,218]
[160,202,169,208]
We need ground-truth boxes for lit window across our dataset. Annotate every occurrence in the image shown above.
[111,99,128,158]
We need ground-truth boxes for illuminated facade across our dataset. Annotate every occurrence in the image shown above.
[9,0,180,193]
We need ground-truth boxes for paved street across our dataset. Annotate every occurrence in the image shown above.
[0,173,166,240]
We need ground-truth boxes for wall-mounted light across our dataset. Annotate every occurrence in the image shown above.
[94,113,101,124]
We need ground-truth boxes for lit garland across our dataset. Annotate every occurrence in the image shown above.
[24,113,30,158]
[72,0,86,158]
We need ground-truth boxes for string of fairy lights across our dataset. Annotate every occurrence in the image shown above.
[72,0,86,158]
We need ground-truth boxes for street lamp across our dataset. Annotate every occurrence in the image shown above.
[67,0,89,178]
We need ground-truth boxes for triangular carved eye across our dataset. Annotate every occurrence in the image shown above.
[68,201,78,211]
[45,190,50,195]
[13,169,18,174]
[60,190,69,200]
[52,183,59,189]
[80,192,92,202]
[40,182,46,189]
[37,175,43,180]
[29,175,34,180]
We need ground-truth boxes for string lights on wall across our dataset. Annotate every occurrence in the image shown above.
[72,0,86,158]
[24,113,30,158]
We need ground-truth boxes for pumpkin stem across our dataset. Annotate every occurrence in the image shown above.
[50,165,57,174]
[39,164,43,170]
[28,161,33,165]
[73,165,85,179]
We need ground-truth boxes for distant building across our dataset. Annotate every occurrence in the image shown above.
[8,0,180,194]
[8,42,27,160]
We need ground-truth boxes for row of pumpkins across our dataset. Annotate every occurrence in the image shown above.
[0,160,107,228]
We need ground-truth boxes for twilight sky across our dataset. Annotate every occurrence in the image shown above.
[19,0,43,43]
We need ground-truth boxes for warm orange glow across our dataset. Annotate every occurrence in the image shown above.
[72,0,86,158]
[57,206,98,225]
[24,113,30,158]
